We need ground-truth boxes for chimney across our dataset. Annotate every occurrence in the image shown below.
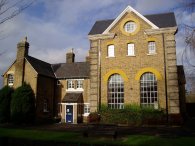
[66,48,75,63]
[14,37,29,88]
[16,36,29,61]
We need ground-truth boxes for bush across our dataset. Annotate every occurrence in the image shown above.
[99,104,165,126]
[11,83,36,124]
[88,112,100,123]
[0,86,13,123]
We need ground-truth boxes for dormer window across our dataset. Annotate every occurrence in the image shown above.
[7,74,14,87]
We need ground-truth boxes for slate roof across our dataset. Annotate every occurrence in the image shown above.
[88,12,177,35]
[26,56,55,78]
[52,62,90,79]
[62,93,83,103]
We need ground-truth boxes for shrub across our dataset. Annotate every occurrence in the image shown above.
[11,83,36,124]
[0,86,13,123]
[99,104,165,125]
[88,112,100,123]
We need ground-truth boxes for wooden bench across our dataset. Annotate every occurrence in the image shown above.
[83,124,118,139]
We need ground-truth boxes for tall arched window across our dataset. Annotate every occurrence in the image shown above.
[140,72,158,108]
[108,74,124,109]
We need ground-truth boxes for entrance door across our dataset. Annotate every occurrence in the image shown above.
[66,105,73,123]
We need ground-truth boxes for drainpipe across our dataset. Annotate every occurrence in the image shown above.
[162,33,169,125]
[98,39,101,111]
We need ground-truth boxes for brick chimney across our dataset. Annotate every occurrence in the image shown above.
[14,37,29,88]
[66,48,75,63]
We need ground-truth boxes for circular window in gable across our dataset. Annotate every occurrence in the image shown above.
[124,21,137,33]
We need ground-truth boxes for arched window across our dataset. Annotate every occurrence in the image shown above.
[7,74,14,86]
[140,72,158,108]
[108,74,124,109]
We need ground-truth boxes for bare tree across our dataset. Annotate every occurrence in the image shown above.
[0,0,35,25]
[175,0,195,75]
[0,0,35,55]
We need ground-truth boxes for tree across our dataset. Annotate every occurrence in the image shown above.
[0,86,13,123]
[0,0,35,55]
[0,0,35,25]
[11,83,35,124]
[175,0,195,75]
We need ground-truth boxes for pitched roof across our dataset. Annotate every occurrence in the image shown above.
[52,62,90,79]
[26,56,55,78]
[88,12,176,35]
[62,93,83,103]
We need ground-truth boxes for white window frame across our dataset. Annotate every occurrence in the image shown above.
[67,80,75,89]
[76,80,83,89]
[107,45,115,57]
[108,74,124,109]
[7,74,14,86]
[127,43,135,56]
[83,103,90,116]
[140,72,158,109]
[148,41,156,54]
[124,21,137,33]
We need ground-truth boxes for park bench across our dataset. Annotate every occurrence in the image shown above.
[83,124,118,139]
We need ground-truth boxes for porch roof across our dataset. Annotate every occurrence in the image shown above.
[62,93,83,103]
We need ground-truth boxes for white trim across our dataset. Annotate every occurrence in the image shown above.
[103,5,159,34]
[66,88,84,92]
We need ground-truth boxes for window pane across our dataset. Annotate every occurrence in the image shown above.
[108,74,124,109]
[148,41,156,54]
[140,72,158,109]
[108,45,114,57]
[128,43,135,56]
[8,74,14,86]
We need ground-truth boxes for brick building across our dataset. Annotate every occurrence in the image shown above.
[2,6,185,123]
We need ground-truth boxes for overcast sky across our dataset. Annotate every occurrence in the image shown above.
[0,0,195,87]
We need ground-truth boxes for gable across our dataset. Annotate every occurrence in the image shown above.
[88,8,176,35]
[103,6,159,34]
[2,60,16,76]
[26,56,55,78]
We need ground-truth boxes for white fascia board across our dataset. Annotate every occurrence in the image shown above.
[103,5,159,34]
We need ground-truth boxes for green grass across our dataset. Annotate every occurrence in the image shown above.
[0,128,195,146]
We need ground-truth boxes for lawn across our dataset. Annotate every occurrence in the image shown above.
[0,127,195,146]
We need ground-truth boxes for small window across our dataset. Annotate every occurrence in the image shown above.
[76,80,83,89]
[148,41,156,54]
[43,99,48,112]
[67,80,74,89]
[84,104,90,114]
[7,74,14,86]
[127,43,135,56]
[124,21,137,33]
[108,45,115,57]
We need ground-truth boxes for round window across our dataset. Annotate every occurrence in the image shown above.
[124,21,137,33]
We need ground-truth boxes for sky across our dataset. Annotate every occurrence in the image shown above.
[0,0,195,88]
